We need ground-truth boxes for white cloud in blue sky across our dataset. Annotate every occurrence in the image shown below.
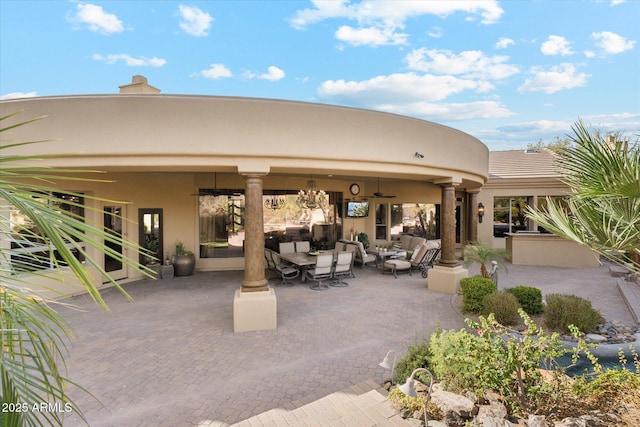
[178,4,213,37]
[1,1,638,150]
[67,3,124,34]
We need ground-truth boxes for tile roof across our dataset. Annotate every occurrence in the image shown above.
[489,149,560,179]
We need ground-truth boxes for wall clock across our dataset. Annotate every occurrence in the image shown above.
[349,183,360,195]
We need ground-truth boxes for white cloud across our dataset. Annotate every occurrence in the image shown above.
[178,5,213,37]
[258,66,285,81]
[495,37,514,49]
[381,100,514,121]
[518,63,590,94]
[318,73,487,104]
[68,3,124,34]
[197,64,232,80]
[0,92,38,100]
[290,1,504,47]
[405,48,519,80]
[92,54,166,67]
[335,24,408,46]
[540,35,574,56]
[610,0,626,5]
[591,31,636,54]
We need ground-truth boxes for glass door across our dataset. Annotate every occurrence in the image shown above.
[103,204,128,281]
[138,209,163,264]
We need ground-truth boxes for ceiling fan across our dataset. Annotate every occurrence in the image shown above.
[368,177,396,199]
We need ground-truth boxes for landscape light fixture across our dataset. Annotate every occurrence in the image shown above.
[398,368,434,426]
[477,202,485,223]
[378,350,397,385]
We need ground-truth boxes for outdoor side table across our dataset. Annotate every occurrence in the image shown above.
[161,264,174,279]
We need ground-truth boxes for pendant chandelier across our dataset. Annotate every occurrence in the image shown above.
[264,195,287,210]
[297,179,326,209]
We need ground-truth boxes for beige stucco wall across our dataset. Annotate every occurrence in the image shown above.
[0,95,488,187]
[506,234,600,267]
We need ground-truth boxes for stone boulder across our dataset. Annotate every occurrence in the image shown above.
[430,383,478,426]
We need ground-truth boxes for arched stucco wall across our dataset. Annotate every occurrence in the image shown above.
[0,95,488,187]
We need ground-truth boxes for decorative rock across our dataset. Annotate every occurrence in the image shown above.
[476,402,508,424]
[431,384,477,426]
[584,333,608,343]
[481,417,515,427]
[527,414,547,427]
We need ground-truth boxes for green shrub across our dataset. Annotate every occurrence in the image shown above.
[544,294,604,334]
[459,276,497,313]
[482,291,521,326]
[395,339,432,385]
[506,286,544,315]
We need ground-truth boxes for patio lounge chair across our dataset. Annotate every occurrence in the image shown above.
[306,253,334,291]
[410,241,441,278]
[330,251,354,287]
[348,240,377,269]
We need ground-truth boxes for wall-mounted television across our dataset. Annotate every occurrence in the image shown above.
[346,201,370,218]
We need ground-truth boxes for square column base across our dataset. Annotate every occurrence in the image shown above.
[428,265,468,294]
[233,288,277,333]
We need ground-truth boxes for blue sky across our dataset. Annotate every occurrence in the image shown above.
[1,0,638,150]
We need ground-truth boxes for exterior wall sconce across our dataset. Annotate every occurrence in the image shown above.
[478,202,485,223]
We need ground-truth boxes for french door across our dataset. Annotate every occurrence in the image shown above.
[103,204,128,281]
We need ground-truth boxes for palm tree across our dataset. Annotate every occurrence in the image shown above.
[462,240,508,278]
[526,119,640,273]
[1,112,153,426]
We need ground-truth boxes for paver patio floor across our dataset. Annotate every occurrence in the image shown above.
[57,261,635,426]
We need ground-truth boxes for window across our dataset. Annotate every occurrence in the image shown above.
[493,196,531,237]
[375,204,387,239]
[9,192,86,272]
[199,191,245,258]
[536,196,569,234]
[390,203,438,240]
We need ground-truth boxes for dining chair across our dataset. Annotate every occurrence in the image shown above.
[306,253,333,291]
[295,241,310,253]
[330,251,354,287]
[264,248,277,280]
[279,241,295,254]
[272,252,299,287]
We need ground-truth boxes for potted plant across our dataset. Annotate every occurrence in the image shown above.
[172,240,196,276]
[357,232,370,250]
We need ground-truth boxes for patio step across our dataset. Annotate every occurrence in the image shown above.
[228,380,413,427]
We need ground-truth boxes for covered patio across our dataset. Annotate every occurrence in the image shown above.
[56,262,637,426]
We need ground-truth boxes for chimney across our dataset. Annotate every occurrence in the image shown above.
[119,75,161,94]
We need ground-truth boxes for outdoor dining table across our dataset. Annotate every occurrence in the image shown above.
[279,250,334,283]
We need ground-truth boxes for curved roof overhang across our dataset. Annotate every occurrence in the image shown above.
[0,95,489,189]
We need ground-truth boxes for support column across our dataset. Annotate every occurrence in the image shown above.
[429,181,468,293]
[233,172,277,332]
[439,183,459,267]
[241,174,269,292]
[466,190,479,244]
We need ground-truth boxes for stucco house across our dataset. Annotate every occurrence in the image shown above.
[2,76,494,331]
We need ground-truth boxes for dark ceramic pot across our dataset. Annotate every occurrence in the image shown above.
[172,253,195,277]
